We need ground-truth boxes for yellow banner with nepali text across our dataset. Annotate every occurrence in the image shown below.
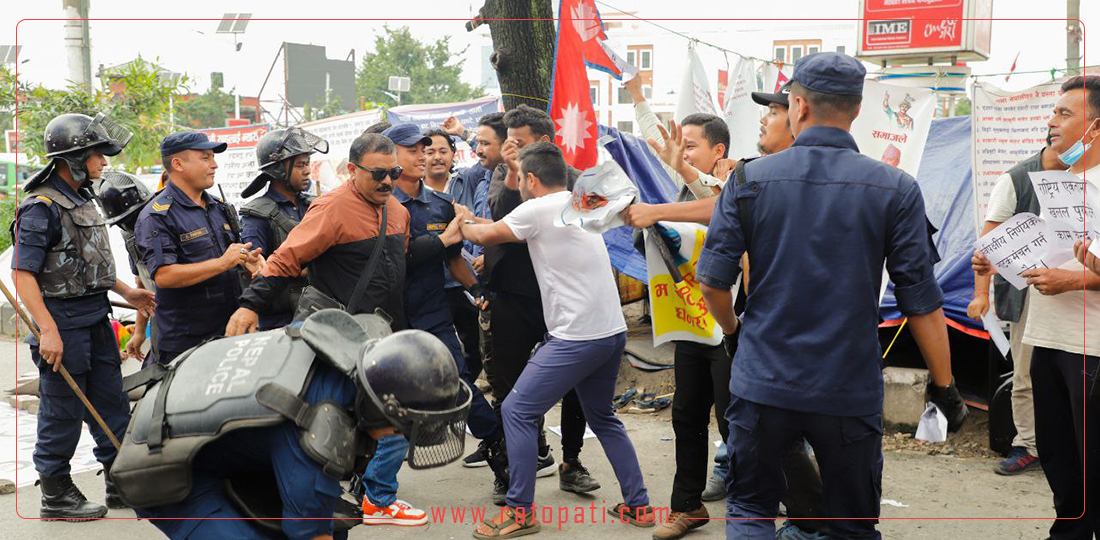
[644,222,726,347]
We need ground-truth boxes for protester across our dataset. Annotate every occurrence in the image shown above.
[697,52,966,540]
[239,127,327,330]
[974,75,1100,539]
[12,112,154,520]
[967,131,1066,475]
[482,104,600,501]
[461,141,654,538]
[135,132,261,365]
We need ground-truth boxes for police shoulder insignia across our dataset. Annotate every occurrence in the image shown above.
[426,223,448,231]
[223,223,231,231]
[34,195,53,205]
[180,227,209,242]
[151,200,172,212]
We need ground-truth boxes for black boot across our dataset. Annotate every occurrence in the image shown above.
[485,437,510,505]
[101,462,127,509]
[38,474,108,521]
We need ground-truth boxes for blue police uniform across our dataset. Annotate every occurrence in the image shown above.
[395,181,501,438]
[240,186,311,330]
[136,362,356,540]
[134,181,243,364]
[11,173,130,477]
[696,53,943,540]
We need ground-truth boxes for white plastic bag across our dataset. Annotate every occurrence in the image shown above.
[914,402,948,443]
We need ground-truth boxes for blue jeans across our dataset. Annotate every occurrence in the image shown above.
[364,435,409,507]
[713,442,729,478]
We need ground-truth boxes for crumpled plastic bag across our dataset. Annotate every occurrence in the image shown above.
[555,153,638,234]
[915,402,947,443]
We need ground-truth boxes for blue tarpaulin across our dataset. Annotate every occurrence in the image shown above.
[879,116,983,334]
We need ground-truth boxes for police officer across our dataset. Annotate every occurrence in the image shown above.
[95,171,158,364]
[379,122,508,507]
[239,127,328,330]
[134,132,263,365]
[11,112,155,520]
[112,310,473,540]
[696,53,967,540]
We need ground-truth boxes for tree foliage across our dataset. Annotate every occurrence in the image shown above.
[175,85,235,129]
[356,26,482,106]
[15,57,186,171]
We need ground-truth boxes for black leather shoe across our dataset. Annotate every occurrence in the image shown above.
[38,474,108,521]
[101,462,127,509]
[492,477,508,507]
[559,460,600,494]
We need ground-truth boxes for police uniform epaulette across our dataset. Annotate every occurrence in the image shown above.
[33,195,54,205]
[149,194,173,213]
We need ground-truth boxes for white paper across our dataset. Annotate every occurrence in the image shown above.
[1029,170,1100,255]
[981,312,1011,359]
[915,402,948,443]
[881,499,910,508]
[974,212,1073,290]
[547,425,596,440]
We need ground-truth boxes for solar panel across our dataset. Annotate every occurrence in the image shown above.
[231,14,251,33]
[216,14,235,33]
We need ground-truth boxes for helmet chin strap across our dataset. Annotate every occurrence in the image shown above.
[57,148,94,186]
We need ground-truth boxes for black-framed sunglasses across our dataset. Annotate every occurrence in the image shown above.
[352,162,403,181]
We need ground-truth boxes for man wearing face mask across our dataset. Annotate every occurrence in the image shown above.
[239,127,328,330]
[12,112,155,520]
[974,75,1100,540]
[968,130,1067,476]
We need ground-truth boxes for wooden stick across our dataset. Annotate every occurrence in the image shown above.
[0,281,121,451]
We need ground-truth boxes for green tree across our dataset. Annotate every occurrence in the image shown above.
[357,26,482,106]
[175,85,235,128]
[953,97,971,117]
[303,90,345,122]
[17,57,186,171]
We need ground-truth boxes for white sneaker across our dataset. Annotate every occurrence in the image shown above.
[361,498,428,526]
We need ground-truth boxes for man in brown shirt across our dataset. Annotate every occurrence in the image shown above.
[226,133,410,335]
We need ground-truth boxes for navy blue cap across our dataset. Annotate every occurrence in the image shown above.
[160,131,228,158]
[791,52,866,96]
[382,123,433,147]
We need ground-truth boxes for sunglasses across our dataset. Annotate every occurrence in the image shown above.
[352,162,403,181]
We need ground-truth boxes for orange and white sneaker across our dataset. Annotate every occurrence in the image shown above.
[361,498,428,526]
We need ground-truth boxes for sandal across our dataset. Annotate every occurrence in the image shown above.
[611,388,639,410]
[609,502,657,528]
[473,507,543,539]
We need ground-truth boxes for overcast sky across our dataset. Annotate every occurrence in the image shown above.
[4,1,1096,102]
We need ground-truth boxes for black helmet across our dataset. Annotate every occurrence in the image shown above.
[94,171,152,226]
[355,329,472,469]
[240,127,329,198]
[24,112,133,192]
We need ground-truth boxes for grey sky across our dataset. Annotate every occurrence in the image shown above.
[4,1,1096,102]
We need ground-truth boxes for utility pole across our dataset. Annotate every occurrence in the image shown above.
[1067,0,1082,74]
[62,0,92,92]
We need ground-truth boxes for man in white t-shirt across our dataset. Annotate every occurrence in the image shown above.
[459,142,654,537]
[974,75,1100,540]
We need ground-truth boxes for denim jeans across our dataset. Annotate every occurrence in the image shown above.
[363,435,409,507]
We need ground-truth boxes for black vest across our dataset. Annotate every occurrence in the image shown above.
[27,185,116,298]
[240,194,314,316]
[992,150,1044,322]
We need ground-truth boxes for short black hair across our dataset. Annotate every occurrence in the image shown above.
[504,104,555,140]
[423,128,457,152]
[349,133,396,166]
[518,141,567,188]
[363,122,392,135]
[1061,75,1100,119]
[681,113,730,158]
[477,112,507,144]
[789,81,863,121]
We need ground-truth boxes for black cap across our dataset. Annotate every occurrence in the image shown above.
[751,80,791,108]
[791,52,866,96]
[160,131,229,158]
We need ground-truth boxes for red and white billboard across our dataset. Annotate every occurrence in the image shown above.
[857,0,992,62]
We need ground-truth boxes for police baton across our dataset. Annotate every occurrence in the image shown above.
[646,225,685,284]
[0,280,122,451]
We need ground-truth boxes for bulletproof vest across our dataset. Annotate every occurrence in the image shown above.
[28,185,116,298]
[993,150,1044,323]
[240,194,312,315]
[111,313,381,509]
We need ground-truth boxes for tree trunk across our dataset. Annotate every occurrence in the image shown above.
[481,0,555,111]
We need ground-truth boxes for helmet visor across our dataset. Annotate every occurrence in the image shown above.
[262,128,328,170]
[85,113,133,156]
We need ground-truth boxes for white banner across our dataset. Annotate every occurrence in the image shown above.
[675,46,718,122]
[758,62,791,94]
[721,57,761,162]
[971,79,1064,231]
[850,81,936,178]
[197,124,270,208]
[298,109,386,194]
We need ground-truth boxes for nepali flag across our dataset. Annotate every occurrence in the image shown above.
[550,0,602,169]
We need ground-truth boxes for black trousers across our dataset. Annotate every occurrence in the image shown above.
[446,287,483,379]
[490,291,586,461]
[671,341,732,511]
[1032,346,1100,540]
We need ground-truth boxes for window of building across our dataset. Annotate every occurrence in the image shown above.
[627,50,636,66]
[590,85,598,104]
[640,50,652,70]
[774,47,785,62]
[617,121,634,133]
[618,86,631,104]
[791,46,803,62]
[808,46,819,55]
[836,45,846,54]
[643,85,652,99]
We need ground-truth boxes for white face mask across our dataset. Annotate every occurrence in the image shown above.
[1059,118,1099,167]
